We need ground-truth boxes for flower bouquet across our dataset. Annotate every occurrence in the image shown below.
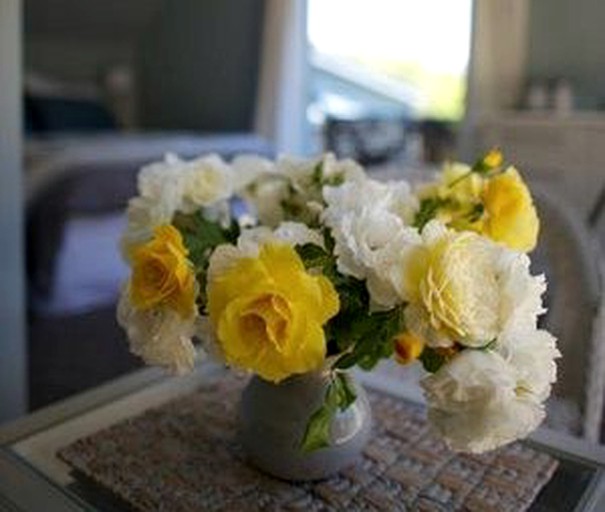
[117,149,558,462]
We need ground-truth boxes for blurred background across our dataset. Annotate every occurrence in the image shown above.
[2,0,605,444]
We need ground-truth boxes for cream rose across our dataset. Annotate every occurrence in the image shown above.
[412,226,500,346]
[403,221,547,349]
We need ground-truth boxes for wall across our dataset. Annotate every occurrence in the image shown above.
[528,0,605,109]
[136,0,265,132]
[25,37,133,83]
[0,0,27,421]
[23,0,265,132]
[24,0,162,83]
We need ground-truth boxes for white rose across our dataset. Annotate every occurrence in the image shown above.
[231,154,275,192]
[123,153,234,256]
[273,221,325,248]
[321,153,366,185]
[247,177,290,227]
[277,155,315,187]
[323,178,417,222]
[240,154,368,228]
[180,154,233,213]
[117,286,197,374]
[422,350,545,453]
[497,328,559,401]
[275,153,365,191]
[371,226,425,308]
[323,179,381,218]
[120,195,181,259]
[330,207,421,309]
[208,222,324,280]
[137,153,234,215]
[496,249,546,334]
[323,179,421,308]
[330,207,400,280]
[137,153,186,202]
[384,181,420,225]
[238,221,324,256]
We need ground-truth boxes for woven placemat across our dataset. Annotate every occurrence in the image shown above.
[58,374,558,511]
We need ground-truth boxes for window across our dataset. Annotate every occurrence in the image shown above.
[308,0,473,122]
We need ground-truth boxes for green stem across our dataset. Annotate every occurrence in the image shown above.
[447,170,473,189]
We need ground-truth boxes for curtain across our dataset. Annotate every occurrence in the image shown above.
[459,0,530,158]
[255,0,308,155]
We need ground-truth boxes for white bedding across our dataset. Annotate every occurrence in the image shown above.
[25,132,272,205]
[31,213,128,315]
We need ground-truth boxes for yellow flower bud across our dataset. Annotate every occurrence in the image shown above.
[129,225,197,318]
[481,148,504,170]
[394,332,425,364]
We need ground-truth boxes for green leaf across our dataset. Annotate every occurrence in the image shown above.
[320,225,405,365]
[300,372,358,452]
[280,197,305,219]
[323,173,345,187]
[419,348,446,373]
[300,402,334,452]
[472,161,492,175]
[311,160,324,187]
[334,351,359,370]
[300,378,339,452]
[322,228,336,254]
[173,212,239,272]
[335,372,357,411]
[295,243,330,270]
[413,197,450,230]
[332,307,404,371]
[466,203,484,223]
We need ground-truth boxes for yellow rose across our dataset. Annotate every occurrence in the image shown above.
[415,231,499,346]
[393,332,425,364]
[481,167,539,252]
[207,243,339,382]
[129,225,197,318]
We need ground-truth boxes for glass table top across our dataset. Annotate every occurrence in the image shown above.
[1,363,605,511]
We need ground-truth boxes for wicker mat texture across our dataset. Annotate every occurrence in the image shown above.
[58,374,558,512]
